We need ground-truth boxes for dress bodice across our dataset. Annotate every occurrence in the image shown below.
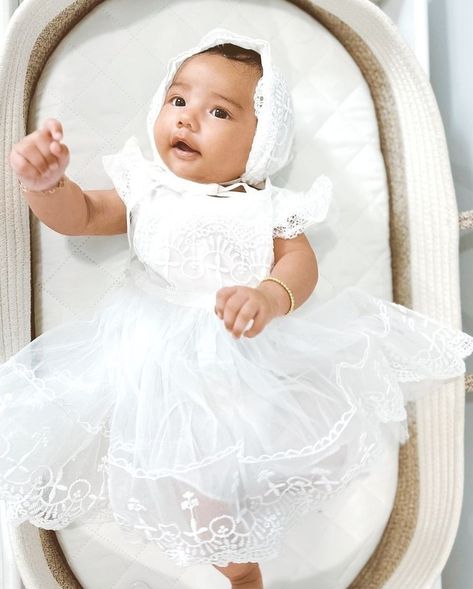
[102,136,334,309]
[127,180,275,308]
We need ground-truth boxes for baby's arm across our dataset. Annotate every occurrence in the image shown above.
[9,118,126,236]
[215,234,318,338]
[257,234,318,314]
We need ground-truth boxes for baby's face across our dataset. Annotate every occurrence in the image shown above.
[154,52,259,184]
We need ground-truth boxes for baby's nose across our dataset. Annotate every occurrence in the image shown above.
[177,110,197,130]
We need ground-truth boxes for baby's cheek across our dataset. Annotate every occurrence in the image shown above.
[155,133,170,163]
[154,117,168,151]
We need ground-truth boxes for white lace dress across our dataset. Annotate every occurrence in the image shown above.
[1,136,472,568]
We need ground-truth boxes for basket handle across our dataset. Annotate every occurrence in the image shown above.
[459,210,473,392]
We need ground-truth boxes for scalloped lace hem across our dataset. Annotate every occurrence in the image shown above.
[1,429,385,567]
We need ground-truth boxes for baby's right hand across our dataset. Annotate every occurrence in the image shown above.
[9,118,70,192]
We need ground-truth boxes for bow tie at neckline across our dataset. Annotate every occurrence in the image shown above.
[147,165,264,198]
[206,183,248,198]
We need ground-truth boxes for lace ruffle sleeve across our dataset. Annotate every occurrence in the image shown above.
[102,136,146,210]
[271,175,333,239]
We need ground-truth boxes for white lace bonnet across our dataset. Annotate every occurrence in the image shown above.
[146,28,295,186]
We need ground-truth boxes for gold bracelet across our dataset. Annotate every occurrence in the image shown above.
[259,276,295,315]
[19,175,66,194]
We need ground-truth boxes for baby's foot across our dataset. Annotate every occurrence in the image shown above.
[213,562,263,588]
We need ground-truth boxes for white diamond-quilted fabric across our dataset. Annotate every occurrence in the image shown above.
[27,0,397,587]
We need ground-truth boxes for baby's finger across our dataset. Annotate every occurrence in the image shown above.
[215,286,238,318]
[43,140,64,170]
[28,129,61,170]
[242,311,266,338]
[43,118,63,141]
[9,147,43,179]
[51,141,69,168]
[42,140,69,175]
[231,301,258,338]
[243,318,255,333]
[222,291,249,332]
[12,142,49,176]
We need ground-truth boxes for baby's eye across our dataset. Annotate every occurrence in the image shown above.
[210,107,230,120]
[171,96,186,107]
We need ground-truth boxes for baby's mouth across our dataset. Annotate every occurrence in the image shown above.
[172,140,201,155]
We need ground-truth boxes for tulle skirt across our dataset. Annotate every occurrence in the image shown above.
[0,278,472,566]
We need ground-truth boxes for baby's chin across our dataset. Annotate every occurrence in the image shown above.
[164,156,244,185]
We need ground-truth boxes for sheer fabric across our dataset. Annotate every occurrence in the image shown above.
[1,136,472,567]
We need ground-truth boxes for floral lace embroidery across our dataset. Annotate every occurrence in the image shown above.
[369,296,473,381]
[245,69,295,185]
[272,175,333,239]
[2,358,112,437]
[0,425,383,567]
[101,428,383,567]
[133,214,274,287]
[0,432,110,528]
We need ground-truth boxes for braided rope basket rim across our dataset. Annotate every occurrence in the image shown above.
[459,211,473,392]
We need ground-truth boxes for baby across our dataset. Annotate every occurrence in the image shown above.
[10,44,317,345]
[9,38,316,589]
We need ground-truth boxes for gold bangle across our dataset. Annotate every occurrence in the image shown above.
[19,175,66,194]
[260,276,295,315]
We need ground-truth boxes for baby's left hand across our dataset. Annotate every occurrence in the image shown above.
[215,285,278,339]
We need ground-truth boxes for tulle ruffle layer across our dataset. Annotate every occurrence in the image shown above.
[0,280,472,566]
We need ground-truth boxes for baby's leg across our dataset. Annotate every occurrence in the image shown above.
[213,562,263,588]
